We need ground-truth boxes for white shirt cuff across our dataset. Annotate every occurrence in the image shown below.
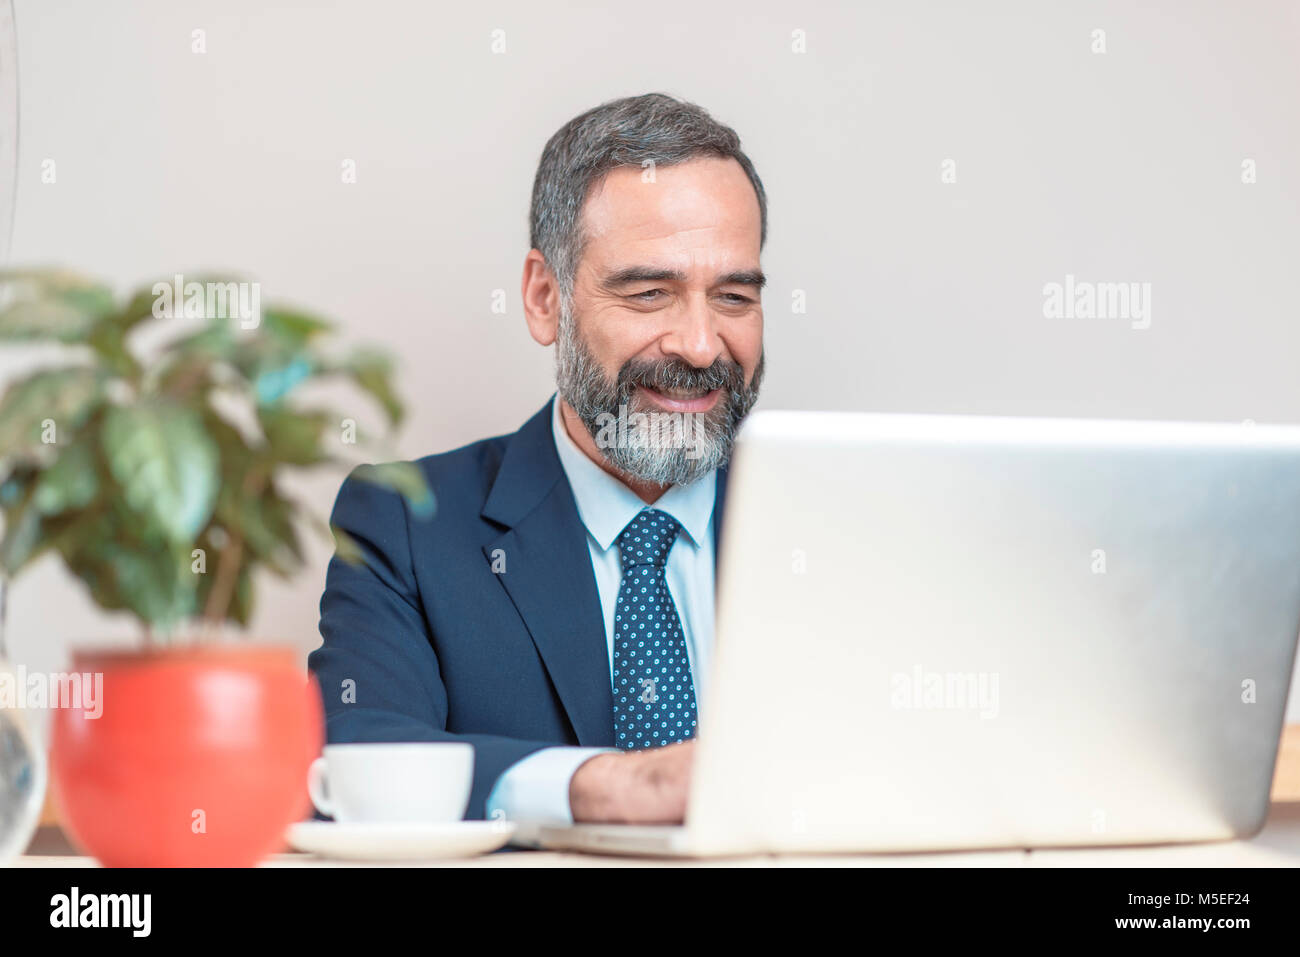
[486,746,615,824]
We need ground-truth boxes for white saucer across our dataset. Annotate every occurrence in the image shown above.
[285,820,517,861]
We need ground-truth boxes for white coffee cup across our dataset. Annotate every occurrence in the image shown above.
[307,742,474,823]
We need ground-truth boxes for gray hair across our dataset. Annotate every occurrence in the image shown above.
[529,92,768,307]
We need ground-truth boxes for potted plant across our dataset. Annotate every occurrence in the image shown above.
[0,268,432,866]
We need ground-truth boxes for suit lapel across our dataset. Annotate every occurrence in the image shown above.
[482,400,614,747]
[481,400,734,747]
[712,464,729,560]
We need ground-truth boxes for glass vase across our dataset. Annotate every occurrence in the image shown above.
[0,657,45,864]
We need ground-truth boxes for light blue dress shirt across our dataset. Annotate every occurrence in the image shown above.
[484,396,717,823]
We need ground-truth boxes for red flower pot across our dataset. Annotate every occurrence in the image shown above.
[51,645,323,867]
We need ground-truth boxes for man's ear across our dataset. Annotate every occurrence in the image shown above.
[522,249,561,346]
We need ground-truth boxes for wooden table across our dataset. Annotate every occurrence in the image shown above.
[18,725,1300,867]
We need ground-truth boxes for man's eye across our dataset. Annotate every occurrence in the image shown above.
[720,293,752,304]
[630,289,664,302]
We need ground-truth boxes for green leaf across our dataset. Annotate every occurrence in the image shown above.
[0,464,37,507]
[229,566,253,625]
[352,462,435,518]
[153,354,213,399]
[258,406,333,465]
[66,539,197,628]
[329,524,365,565]
[114,283,171,334]
[149,321,238,397]
[345,349,404,426]
[50,500,197,628]
[302,509,360,563]
[115,545,196,627]
[0,492,41,572]
[235,336,315,406]
[0,271,116,342]
[213,482,304,576]
[101,402,219,544]
[32,440,99,514]
[202,407,257,480]
[0,366,104,455]
[170,319,237,359]
[0,297,102,341]
[260,307,333,344]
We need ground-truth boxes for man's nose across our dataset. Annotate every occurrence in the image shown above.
[660,295,724,369]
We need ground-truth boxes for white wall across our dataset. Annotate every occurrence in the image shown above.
[5,0,1300,718]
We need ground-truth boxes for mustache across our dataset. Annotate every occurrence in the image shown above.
[614,357,747,399]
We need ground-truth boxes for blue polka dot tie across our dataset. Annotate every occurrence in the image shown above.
[611,508,698,749]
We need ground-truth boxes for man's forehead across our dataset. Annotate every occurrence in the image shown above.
[580,157,761,246]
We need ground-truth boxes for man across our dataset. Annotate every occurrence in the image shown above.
[311,92,767,824]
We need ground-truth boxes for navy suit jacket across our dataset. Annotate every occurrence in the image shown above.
[310,397,729,819]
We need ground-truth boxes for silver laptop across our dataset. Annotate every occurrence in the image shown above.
[527,410,1300,857]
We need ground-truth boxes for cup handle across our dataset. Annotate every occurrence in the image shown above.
[306,757,335,818]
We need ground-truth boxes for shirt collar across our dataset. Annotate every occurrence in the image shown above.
[550,395,716,552]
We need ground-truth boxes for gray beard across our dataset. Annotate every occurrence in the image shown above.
[554,303,763,487]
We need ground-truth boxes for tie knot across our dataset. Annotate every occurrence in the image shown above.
[618,508,681,569]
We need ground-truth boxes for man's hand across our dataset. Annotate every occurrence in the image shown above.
[569,739,696,823]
